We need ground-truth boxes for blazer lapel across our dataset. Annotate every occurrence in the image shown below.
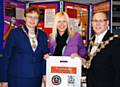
[21,25,38,53]
[34,35,40,53]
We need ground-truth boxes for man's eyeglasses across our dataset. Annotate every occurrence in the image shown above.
[26,16,39,20]
[92,19,107,23]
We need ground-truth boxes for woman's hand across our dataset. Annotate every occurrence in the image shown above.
[70,53,79,58]
[41,75,46,87]
[80,58,86,66]
[1,82,8,87]
[70,53,86,66]
[43,53,49,60]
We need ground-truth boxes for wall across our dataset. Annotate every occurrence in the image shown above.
[0,1,4,54]
[3,0,25,47]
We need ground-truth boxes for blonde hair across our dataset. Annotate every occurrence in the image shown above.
[51,12,74,40]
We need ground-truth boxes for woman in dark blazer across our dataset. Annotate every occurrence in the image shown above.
[4,6,49,87]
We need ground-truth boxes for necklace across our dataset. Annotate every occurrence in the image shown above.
[28,34,37,49]
[85,34,119,69]
[21,25,38,50]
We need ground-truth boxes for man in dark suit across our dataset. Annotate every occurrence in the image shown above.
[3,6,49,87]
[86,12,120,87]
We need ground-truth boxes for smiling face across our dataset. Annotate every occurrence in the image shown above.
[24,11,39,29]
[57,15,68,35]
[92,12,109,35]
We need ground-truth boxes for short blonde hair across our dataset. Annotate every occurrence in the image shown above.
[51,12,74,40]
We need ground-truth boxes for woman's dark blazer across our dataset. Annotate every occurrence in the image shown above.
[87,31,120,87]
[0,55,7,81]
[4,25,49,78]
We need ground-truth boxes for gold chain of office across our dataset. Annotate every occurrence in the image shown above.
[21,25,38,49]
[85,34,119,69]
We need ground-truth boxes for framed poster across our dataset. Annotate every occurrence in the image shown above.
[46,56,81,87]
[64,2,89,47]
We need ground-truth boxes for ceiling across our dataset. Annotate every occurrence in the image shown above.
[17,0,108,4]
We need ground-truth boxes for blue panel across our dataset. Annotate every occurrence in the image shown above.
[0,1,4,53]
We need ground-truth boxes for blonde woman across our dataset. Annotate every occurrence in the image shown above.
[49,12,87,58]
[42,12,87,87]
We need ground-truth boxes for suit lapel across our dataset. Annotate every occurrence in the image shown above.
[89,30,112,56]
[102,30,112,41]
[91,30,114,59]
[97,30,112,49]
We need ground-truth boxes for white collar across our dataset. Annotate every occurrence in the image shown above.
[95,30,108,43]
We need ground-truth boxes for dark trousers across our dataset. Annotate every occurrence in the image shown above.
[8,76,42,87]
[0,59,7,82]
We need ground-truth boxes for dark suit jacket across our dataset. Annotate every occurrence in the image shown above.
[4,25,49,78]
[87,31,120,87]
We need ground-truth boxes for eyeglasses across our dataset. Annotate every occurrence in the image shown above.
[58,20,67,23]
[92,19,107,23]
[26,16,39,20]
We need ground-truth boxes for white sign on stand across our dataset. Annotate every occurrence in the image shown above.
[46,56,81,87]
